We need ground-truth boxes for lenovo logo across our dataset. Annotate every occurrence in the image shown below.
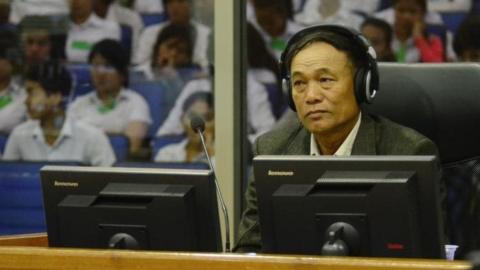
[268,170,294,176]
[54,181,79,188]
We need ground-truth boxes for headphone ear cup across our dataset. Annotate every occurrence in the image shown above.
[353,68,366,104]
[284,78,296,111]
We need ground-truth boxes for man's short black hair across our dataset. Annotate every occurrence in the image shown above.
[26,60,72,97]
[361,17,393,47]
[453,15,480,57]
[88,39,129,86]
[284,30,369,75]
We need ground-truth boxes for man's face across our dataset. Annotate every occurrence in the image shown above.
[394,0,424,32]
[69,0,93,19]
[90,54,123,96]
[166,0,190,25]
[23,33,51,65]
[25,80,61,119]
[155,37,190,68]
[290,42,360,137]
[361,25,389,61]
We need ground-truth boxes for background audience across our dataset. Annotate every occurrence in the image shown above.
[0,33,26,134]
[66,0,120,63]
[68,39,151,158]
[3,61,115,166]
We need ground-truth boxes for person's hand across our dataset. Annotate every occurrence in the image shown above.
[412,16,425,39]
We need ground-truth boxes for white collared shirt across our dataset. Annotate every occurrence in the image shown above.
[310,113,362,156]
[66,14,121,63]
[0,82,27,134]
[9,0,68,24]
[68,88,152,134]
[105,2,144,57]
[3,117,115,166]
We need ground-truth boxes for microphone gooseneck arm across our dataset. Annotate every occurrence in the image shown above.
[195,126,231,253]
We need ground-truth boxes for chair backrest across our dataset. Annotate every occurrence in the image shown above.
[120,24,133,62]
[0,133,8,154]
[364,63,480,257]
[0,161,81,235]
[108,135,129,162]
[151,135,186,160]
[67,64,93,100]
[130,81,169,137]
[140,13,168,27]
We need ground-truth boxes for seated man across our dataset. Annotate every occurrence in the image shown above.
[68,39,151,158]
[66,0,120,63]
[235,25,440,252]
[3,61,115,166]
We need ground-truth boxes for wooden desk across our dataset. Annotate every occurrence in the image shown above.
[0,234,471,270]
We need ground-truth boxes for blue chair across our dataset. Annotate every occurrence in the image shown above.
[67,64,93,99]
[0,133,8,154]
[141,13,168,27]
[120,24,133,61]
[108,135,129,162]
[151,135,186,160]
[264,83,287,119]
[440,12,467,34]
[130,81,169,137]
[0,161,80,235]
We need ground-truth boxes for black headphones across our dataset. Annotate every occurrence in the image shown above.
[279,24,379,111]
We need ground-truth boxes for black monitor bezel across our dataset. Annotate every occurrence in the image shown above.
[254,155,445,258]
[40,165,221,252]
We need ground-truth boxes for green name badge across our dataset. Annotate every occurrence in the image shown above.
[71,40,92,51]
[0,95,13,110]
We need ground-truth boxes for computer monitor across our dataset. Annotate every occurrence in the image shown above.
[40,166,221,252]
[254,155,445,259]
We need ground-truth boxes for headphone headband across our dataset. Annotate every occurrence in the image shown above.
[280,24,379,110]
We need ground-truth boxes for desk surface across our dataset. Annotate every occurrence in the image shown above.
[0,233,471,270]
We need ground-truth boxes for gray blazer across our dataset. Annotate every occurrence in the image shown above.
[234,112,440,252]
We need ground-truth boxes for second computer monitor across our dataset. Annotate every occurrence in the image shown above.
[254,155,445,258]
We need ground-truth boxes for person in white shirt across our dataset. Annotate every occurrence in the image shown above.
[249,0,304,59]
[135,23,200,81]
[154,92,214,163]
[133,0,164,14]
[66,0,120,63]
[8,0,68,24]
[294,0,365,30]
[3,61,115,166]
[133,0,211,67]
[156,75,275,144]
[68,39,152,157]
[0,41,27,134]
[92,0,144,60]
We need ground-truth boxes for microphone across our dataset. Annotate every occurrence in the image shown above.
[190,114,231,252]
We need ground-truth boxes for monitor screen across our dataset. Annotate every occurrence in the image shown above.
[254,155,445,259]
[40,166,221,252]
